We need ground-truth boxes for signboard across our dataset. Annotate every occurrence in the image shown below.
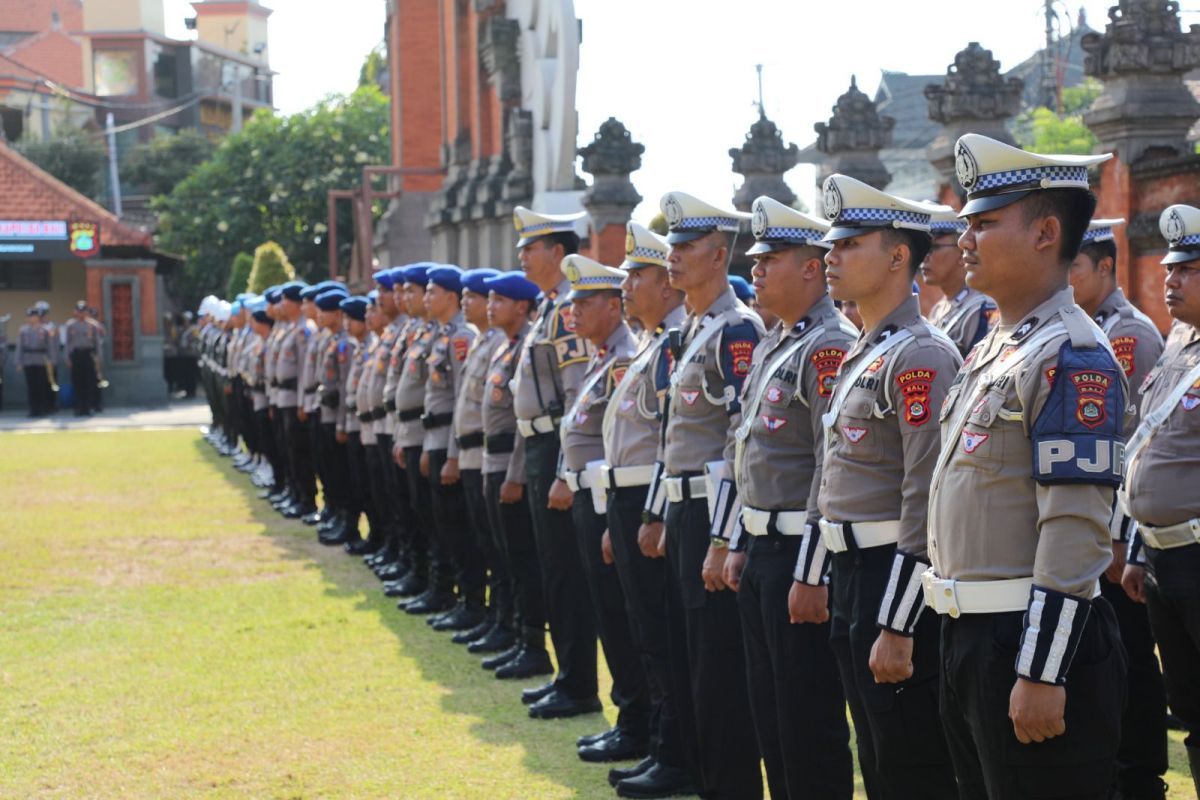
[0,220,101,260]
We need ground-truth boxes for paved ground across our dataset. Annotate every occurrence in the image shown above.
[0,399,210,433]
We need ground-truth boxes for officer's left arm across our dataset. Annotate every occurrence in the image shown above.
[445,329,474,460]
[1019,345,1126,687]
[552,306,592,413]
[710,320,761,544]
[879,339,963,635]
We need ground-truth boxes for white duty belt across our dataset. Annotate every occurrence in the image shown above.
[663,475,707,502]
[1138,518,1200,551]
[563,469,593,493]
[741,507,807,536]
[516,414,559,438]
[819,518,901,552]
[922,570,1101,617]
[600,464,655,489]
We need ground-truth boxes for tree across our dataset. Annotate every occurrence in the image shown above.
[359,44,386,90]
[16,127,106,201]
[123,129,216,197]
[226,251,255,298]
[247,242,295,294]
[1013,78,1101,156]
[154,85,391,307]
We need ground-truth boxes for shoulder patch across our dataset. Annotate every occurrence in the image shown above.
[727,340,753,378]
[811,347,847,397]
[453,338,469,362]
[718,321,761,407]
[1031,341,1125,487]
[1111,335,1137,378]
[896,368,936,427]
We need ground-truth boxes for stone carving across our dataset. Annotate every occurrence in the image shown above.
[503,108,534,203]
[925,42,1023,184]
[730,114,798,210]
[479,16,521,102]
[813,77,894,189]
[1082,0,1200,163]
[579,117,643,230]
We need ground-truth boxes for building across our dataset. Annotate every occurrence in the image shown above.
[0,138,177,407]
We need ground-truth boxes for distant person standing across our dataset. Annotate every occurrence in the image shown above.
[86,306,107,412]
[0,312,9,411]
[63,301,102,416]
[179,311,200,398]
[15,307,55,416]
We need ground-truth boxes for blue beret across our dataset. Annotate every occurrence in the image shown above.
[403,262,438,286]
[367,289,379,304]
[373,269,400,290]
[230,299,243,315]
[235,292,254,302]
[315,289,349,311]
[483,270,541,302]
[340,296,368,321]
[428,265,463,293]
[730,275,755,303]
[299,283,325,301]
[462,268,501,295]
[265,286,283,304]
[280,281,307,302]
[246,296,268,315]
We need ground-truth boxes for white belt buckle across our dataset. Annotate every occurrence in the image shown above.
[818,519,847,553]
[599,465,613,490]
[564,472,581,493]
[516,419,534,438]
[923,572,961,619]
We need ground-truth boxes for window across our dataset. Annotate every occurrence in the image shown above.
[0,261,51,291]
[94,50,139,96]
[153,46,179,99]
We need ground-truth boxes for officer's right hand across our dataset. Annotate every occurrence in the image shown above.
[419,451,430,478]
[335,430,348,444]
[393,444,405,467]
[601,530,614,565]
[788,582,830,624]
[1104,542,1126,584]
[499,480,524,504]
[1121,564,1148,604]
[638,522,664,559]
[1009,679,1067,744]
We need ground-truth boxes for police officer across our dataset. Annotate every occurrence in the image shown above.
[478,271,554,679]
[450,268,508,647]
[722,196,857,800]
[1069,217,1169,800]
[261,287,291,503]
[819,174,961,799]
[63,300,102,417]
[922,207,998,357]
[601,222,693,797]
[16,306,54,416]
[1122,204,1200,798]
[642,191,763,797]
[340,295,375,551]
[273,281,318,519]
[421,265,486,631]
[312,288,352,544]
[926,134,1128,799]
[556,254,652,761]
[510,207,602,720]
[393,264,444,611]
[246,297,279,496]
[298,284,334,524]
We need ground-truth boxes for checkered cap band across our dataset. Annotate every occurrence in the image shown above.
[1082,227,1115,243]
[974,165,1089,193]
[628,245,668,261]
[837,208,931,227]
[1178,233,1200,247]
[518,221,575,237]
[929,221,967,235]
[760,226,825,243]
[674,215,741,231]
[574,276,622,288]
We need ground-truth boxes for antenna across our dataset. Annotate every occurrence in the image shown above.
[755,64,765,119]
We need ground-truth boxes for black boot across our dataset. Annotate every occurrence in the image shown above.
[608,757,654,788]
[402,588,456,615]
[615,762,695,799]
[521,679,556,705]
[494,646,553,680]
[432,599,486,632]
[481,641,523,671]
[452,614,495,645]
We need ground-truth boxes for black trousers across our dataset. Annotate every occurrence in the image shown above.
[524,432,597,700]
[572,489,651,737]
[317,423,349,511]
[484,471,545,639]
[180,357,198,397]
[258,409,284,491]
[463,468,510,622]
[428,448,485,603]
[739,535,853,800]
[364,442,397,546]
[69,349,96,414]
[1100,574,1168,794]
[940,599,1126,800]
[281,407,316,507]
[1145,544,1200,751]
[403,445,439,588]
[271,409,290,490]
[377,433,411,561]
[344,432,372,534]
[664,497,761,800]
[607,485,686,768]
[23,364,52,415]
[306,413,324,506]
[829,545,954,800]
[238,383,258,456]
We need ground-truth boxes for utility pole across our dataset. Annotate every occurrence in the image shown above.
[105,112,122,217]
[231,62,244,133]
[1042,0,1059,111]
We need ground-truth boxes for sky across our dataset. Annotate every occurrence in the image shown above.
[163,0,1200,221]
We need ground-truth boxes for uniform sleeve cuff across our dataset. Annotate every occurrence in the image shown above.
[1127,528,1147,566]
[875,550,929,636]
[1016,585,1092,686]
[708,476,739,542]
[644,461,667,518]
[793,523,831,586]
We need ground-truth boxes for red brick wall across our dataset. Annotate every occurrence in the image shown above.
[581,225,626,269]
[389,0,443,192]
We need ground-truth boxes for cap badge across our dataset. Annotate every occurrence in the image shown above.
[664,194,684,227]
[751,202,768,238]
[625,229,636,255]
[822,181,842,221]
[955,141,978,190]
[1165,208,1185,245]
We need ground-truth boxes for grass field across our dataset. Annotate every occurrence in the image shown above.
[0,429,1194,799]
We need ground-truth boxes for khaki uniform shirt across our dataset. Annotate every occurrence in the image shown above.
[819,295,962,561]
[354,332,381,444]
[512,278,592,423]
[62,317,101,353]
[928,288,1126,598]
[394,319,437,448]
[1124,323,1200,528]
[482,322,530,483]
[1091,287,1163,432]
[662,286,764,475]
[928,286,997,358]
[380,315,412,434]
[247,332,268,412]
[560,323,637,473]
[319,330,351,429]
[424,312,475,456]
[455,326,505,472]
[343,334,370,435]
[736,295,855,519]
[301,325,329,414]
[603,305,687,470]
[15,323,53,367]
